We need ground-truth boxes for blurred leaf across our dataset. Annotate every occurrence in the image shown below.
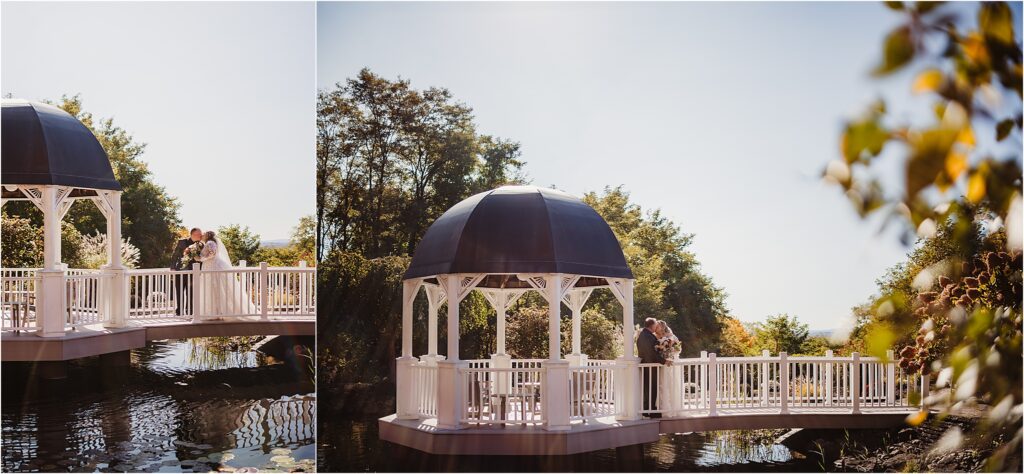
[995,118,1015,140]
[842,115,890,163]
[865,324,897,358]
[955,126,975,147]
[913,69,944,93]
[967,171,987,203]
[906,407,927,425]
[875,27,916,75]
[961,33,991,67]
[884,1,905,11]
[979,2,1015,45]
[906,128,958,198]
[916,1,945,14]
[945,151,968,181]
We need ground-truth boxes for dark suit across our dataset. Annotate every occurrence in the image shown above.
[637,328,665,416]
[170,238,200,315]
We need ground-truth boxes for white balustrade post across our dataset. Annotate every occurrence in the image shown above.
[259,262,269,320]
[101,190,127,329]
[239,260,247,267]
[761,349,770,406]
[851,352,862,414]
[436,275,466,430]
[886,349,896,406]
[543,274,570,430]
[613,279,639,421]
[779,352,790,414]
[36,186,65,337]
[298,261,308,314]
[700,350,708,407]
[191,263,203,323]
[396,279,419,420]
[708,353,718,416]
[825,350,834,406]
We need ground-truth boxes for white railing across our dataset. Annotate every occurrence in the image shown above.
[569,364,616,420]
[460,366,544,425]
[511,359,545,370]
[1,269,38,331]
[65,272,105,327]
[1,261,315,332]
[128,269,187,319]
[411,362,439,418]
[641,352,927,416]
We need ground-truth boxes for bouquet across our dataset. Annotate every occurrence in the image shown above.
[656,337,681,362]
[180,242,205,268]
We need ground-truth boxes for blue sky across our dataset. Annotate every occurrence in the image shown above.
[317,1,998,330]
[2,1,315,240]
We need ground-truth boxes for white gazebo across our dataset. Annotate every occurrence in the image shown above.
[1,99,126,337]
[395,185,640,431]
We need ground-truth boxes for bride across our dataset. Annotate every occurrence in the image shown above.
[194,231,257,319]
[655,320,683,417]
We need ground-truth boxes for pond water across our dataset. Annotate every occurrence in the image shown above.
[318,418,825,472]
[1,338,316,472]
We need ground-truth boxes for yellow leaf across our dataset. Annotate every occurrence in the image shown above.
[956,127,975,147]
[945,152,968,181]
[913,69,944,93]
[967,173,986,203]
[906,409,928,426]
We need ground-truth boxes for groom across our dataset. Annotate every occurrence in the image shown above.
[169,227,203,316]
[637,317,666,418]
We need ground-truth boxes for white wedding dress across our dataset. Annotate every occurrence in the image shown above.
[658,336,684,417]
[195,240,257,319]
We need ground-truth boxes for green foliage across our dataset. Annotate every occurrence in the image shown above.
[292,215,316,262]
[582,186,728,356]
[828,4,1023,469]
[77,232,140,269]
[1,213,87,268]
[505,306,550,359]
[751,314,809,355]
[251,246,305,267]
[719,316,756,356]
[217,224,261,265]
[504,306,622,360]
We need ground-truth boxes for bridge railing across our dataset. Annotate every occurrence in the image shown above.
[2,262,315,333]
[641,351,929,416]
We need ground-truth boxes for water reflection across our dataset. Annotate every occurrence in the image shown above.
[318,419,821,472]
[1,337,315,472]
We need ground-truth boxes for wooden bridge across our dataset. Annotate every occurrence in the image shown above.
[1,264,315,362]
[380,352,931,455]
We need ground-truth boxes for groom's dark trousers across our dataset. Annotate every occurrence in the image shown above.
[169,238,199,316]
[637,328,666,417]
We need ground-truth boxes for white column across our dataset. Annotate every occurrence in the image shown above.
[620,280,635,358]
[780,352,790,414]
[437,275,467,429]
[397,279,420,420]
[426,285,441,358]
[106,191,123,269]
[613,278,639,420]
[851,352,862,414]
[497,293,508,355]
[546,274,561,360]
[37,186,65,337]
[708,353,718,416]
[103,191,127,328]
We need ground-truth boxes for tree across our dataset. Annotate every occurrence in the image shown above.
[2,96,182,268]
[583,186,728,355]
[824,3,1022,469]
[316,68,525,260]
[719,316,756,356]
[292,215,316,263]
[751,314,809,355]
[0,213,84,268]
[217,224,260,265]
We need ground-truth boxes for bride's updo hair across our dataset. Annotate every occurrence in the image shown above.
[203,230,217,242]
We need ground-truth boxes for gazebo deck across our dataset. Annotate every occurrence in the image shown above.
[0,317,315,362]
[379,406,919,456]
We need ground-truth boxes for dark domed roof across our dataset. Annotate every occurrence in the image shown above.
[404,185,633,282]
[1,100,120,191]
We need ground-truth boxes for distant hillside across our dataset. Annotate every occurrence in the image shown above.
[809,329,833,338]
[259,239,290,249]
